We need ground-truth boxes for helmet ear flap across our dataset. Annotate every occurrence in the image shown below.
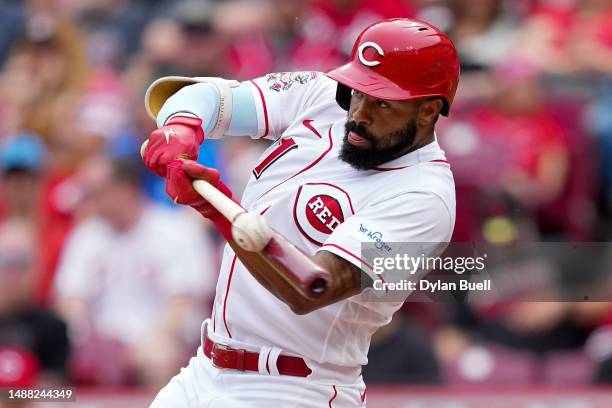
[336,83,352,111]
[440,99,450,117]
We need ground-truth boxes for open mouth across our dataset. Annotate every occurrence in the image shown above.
[347,131,371,148]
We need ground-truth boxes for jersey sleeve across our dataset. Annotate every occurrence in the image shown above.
[154,72,337,141]
[316,191,454,285]
[245,71,337,140]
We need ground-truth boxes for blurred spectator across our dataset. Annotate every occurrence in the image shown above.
[0,133,74,305]
[219,0,415,78]
[0,133,46,220]
[482,59,569,209]
[308,0,417,56]
[435,300,612,385]
[72,68,133,156]
[439,57,571,241]
[68,0,173,69]
[0,0,24,64]
[163,0,231,77]
[449,0,520,71]
[440,0,521,106]
[53,157,215,386]
[587,320,612,384]
[5,17,89,150]
[0,218,70,387]
[519,0,612,75]
[218,0,336,77]
[363,314,441,384]
[433,243,612,385]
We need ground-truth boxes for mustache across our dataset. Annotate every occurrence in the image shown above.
[344,121,377,144]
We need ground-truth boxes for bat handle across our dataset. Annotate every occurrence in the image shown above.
[139,140,246,222]
[191,179,245,222]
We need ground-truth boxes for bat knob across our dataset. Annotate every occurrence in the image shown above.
[309,278,328,297]
[140,140,149,158]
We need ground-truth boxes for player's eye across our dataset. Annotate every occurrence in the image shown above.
[376,99,390,108]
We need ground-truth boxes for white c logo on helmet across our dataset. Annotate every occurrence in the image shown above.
[357,42,384,67]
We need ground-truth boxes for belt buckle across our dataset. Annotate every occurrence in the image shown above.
[210,342,232,369]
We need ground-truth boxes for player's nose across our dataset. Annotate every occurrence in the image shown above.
[350,97,373,127]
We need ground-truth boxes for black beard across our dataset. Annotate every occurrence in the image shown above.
[339,120,418,170]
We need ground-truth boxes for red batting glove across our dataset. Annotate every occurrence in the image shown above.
[142,116,205,177]
[166,160,235,241]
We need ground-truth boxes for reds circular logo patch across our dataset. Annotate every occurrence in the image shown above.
[294,183,354,246]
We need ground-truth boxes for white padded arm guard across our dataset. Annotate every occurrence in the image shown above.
[145,76,240,140]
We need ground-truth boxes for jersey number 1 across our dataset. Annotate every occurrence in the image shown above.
[253,138,298,179]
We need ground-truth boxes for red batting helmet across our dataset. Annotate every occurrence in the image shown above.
[326,18,460,116]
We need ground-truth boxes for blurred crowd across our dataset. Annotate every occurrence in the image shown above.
[1,0,612,392]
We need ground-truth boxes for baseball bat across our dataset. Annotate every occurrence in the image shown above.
[192,179,244,223]
[140,140,330,301]
[190,178,330,301]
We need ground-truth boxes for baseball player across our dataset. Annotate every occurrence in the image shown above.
[142,18,459,407]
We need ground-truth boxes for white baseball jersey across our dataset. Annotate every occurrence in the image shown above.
[206,71,456,381]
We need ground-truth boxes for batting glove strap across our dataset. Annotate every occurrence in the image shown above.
[165,116,205,145]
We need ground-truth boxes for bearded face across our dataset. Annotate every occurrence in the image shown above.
[339,119,418,170]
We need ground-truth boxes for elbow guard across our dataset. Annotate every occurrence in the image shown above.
[145,76,240,139]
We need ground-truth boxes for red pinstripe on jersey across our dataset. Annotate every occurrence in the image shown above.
[221,206,271,338]
[328,385,338,407]
[212,301,216,332]
[222,255,238,338]
[250,80,269,139]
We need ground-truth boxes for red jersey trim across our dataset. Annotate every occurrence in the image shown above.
[212,301,216,333]
[222,255,238,338]
[220,207,270,336]
[320,243,373,271]
[253,138,298,179]
[303,119,322,138]
[328,385,338,407]
[257,127,334,201]
[372,159,449,171]
[250,80,269,139]
[319,244,387,291]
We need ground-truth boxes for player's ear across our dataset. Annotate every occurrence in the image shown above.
[417,98,444,127]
